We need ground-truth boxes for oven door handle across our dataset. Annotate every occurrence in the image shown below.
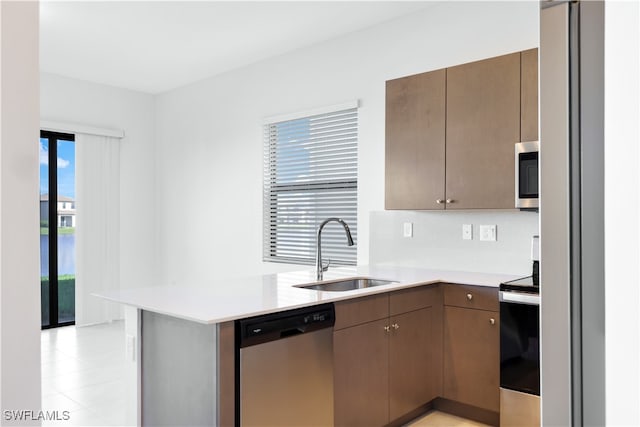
[500,291,540,306]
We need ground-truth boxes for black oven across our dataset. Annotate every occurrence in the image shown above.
[499,277,540,396]
[515,141,539,209]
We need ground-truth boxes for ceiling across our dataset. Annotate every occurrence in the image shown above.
[40,1,432,94]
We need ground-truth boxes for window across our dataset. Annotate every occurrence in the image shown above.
[263,103,358,266]
[40,130,76,328]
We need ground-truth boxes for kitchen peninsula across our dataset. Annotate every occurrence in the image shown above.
[96,265,518,426]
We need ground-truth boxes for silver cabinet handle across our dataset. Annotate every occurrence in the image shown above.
[446,199,454,204]
[392,323,399,330]
[490,318,496,325]
[436,199,445,204]
[384,325,390,332]
[466,293,473,301]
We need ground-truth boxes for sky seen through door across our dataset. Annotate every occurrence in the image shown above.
[40,137,75,199]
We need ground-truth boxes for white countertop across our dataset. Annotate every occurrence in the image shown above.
[94,265,520,325]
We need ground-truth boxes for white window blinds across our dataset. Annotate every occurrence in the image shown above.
[263,105,358,266]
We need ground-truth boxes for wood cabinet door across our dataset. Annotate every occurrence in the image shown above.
[389,307,434,421]
[443,306,500,412]
[385,69,446,210]
[445,53,520,209]
[334,293,389,330]
[521,48,539,142]
[333,318,389,427]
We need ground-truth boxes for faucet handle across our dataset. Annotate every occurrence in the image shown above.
[322,258,331,272]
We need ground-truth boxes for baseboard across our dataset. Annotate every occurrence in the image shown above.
[433,397,500,427]
[387,402,434,427]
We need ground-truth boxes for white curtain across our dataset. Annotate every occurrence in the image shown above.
[75,133,121,326]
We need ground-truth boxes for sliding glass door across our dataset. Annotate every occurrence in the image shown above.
[40,130,76,328]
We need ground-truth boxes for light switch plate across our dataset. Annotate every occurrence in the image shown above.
[479,225,497,241]
[403,222,413,238]
[462,224,473,240]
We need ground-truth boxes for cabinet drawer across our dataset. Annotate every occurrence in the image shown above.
[390,284,440,315]
[334,293,389,330]
[443,284,498,312]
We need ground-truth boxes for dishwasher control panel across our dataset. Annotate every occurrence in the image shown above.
[305,312,329,323]
[238,303,335,348]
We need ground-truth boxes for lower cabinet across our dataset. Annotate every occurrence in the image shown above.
[389,307,434,420]
[333,283,499,425]
[443,305,500,412]
[333,286,439,426]
[334,318,390,427]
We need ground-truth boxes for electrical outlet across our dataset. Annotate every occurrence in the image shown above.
[462,224,473,240]
[479,225,497,241]
[403,222,413,238]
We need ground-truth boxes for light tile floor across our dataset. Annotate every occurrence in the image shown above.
[41,321,132,426]
[407,410,490,426]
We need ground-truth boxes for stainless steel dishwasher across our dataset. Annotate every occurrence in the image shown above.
[237,303,335,426]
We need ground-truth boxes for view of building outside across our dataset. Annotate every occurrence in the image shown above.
[40,137,76,326]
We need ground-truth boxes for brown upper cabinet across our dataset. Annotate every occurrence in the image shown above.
[385,69,446,210]
[521,48,539,142]
[445,52,520,209]
[385,49,539,210]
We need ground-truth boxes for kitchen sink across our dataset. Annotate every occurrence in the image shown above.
[295,277,397,292]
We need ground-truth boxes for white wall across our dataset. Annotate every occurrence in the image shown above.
[154,1,539,284]
[40,74,157,299]
[370,211,538,275]
[605,1,640,424]
[0,2,41,423]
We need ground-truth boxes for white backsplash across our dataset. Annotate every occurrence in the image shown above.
[369,210,539,276]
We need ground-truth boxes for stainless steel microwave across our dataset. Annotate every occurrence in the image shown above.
[515,141,539,209]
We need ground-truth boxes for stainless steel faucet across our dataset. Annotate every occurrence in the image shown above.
[315,218,354,281]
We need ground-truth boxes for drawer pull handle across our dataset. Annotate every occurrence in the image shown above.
[467,293,473,301]
[384,325,390,333]
[490,318,496,325]
[392,323,399,330]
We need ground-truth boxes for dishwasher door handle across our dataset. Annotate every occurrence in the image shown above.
[280,327,306,338]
